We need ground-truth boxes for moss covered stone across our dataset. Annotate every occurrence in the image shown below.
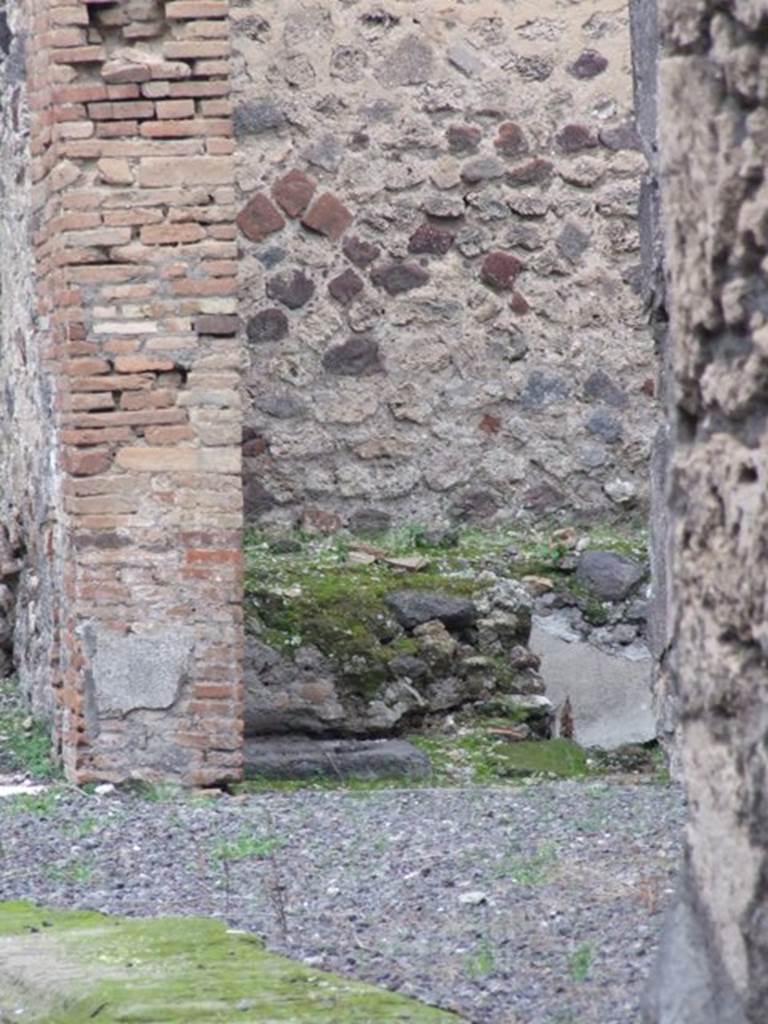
[0,902,462,1023]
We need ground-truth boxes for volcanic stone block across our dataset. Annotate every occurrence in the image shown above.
[237,193,285,243]
[371,262,429,295]
[506,158,554,186]
[322,335,383,376]
[494,122,529,158]
[481,251,523,291]
[247,308,289,345]
[385,590,479,632]
[343,235,380,268]
[266,269,315,310]
[555,124,599,153]
[408,224,454,256]
[575,550,646,602]
[446,124,482,153]
[233,97,285,136]
[302,193,353,240]
[272,169,316,218]
[568,49,609,79]
[328,269,364,305]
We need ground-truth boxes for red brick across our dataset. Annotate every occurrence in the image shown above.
[166,1,229,17]
[236,193,285,243]
[102,60,152,85]
[53,45,107,64]
[114,355,175,373]
[60,428,135,446]
[71,374,152,392]
[67,357,111,376]
[156,99,195,119]
[140,223,206,245]
[272,169,316,219]
[88,100,154,120]
[62,448,113,477]
[145,425,196,444]
[120,389,175,411]
[301,193,353,240]
[162,41,230,60]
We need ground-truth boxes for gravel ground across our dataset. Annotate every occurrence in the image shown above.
[0,780,684,1024]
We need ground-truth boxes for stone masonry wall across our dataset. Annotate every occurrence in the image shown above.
[0,0,60,712]
[644,3,768,1022]
[5,0,245,786]
[232,0,655,533]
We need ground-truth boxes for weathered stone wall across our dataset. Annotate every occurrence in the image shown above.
[0,0,60,712]
[232,0,655,533]
[644,3,768,1021]
[0,0,246,786]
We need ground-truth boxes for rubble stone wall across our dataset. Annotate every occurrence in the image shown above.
[232,0,655,533]
[644,3,768,1021]
[0,0,60,711]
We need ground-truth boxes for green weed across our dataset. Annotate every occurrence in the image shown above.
[465,938,496,979]
[45,859,95,885]
[0,678,61,780]
[568,942,594,982]
[503,842,559,885]
[5,788,64,817]
[211,831,282,868]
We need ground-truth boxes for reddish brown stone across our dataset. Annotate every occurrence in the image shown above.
[343,235,380,268]
[555,124,599,153]
[510,291,530,315]
[194,314,240,336]
[237,192,285,242]
[481,251,523,291]
[494,122,528,159]
[328,268,364,305]
[302,193,353,240]
[272,169,316,218]
[408,224,454,256]
[371,262,429,295]
[446,123,482,153]
[506,158,554,186]
[479,414,501,435]
[63,448,112,477]
[641,377,656,397]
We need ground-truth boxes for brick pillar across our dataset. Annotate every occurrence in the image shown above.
[26,0,243,785]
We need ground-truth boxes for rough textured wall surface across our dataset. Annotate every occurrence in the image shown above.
[10,0,245,786]
[232,0,655,533]
[644,3,768,1022]
[629,0,677,769]
[0,0,60,713]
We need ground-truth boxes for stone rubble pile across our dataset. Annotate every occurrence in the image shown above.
[246,575,552,740]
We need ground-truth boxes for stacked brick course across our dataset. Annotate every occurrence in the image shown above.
[21,0,244,784]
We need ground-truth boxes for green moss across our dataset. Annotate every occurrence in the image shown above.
[0,902,462,1023]
[0,678,61,780]
[409,734,588,784]
[245,543,482,698]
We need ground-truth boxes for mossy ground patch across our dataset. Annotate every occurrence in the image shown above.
[0,902,462,1023]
